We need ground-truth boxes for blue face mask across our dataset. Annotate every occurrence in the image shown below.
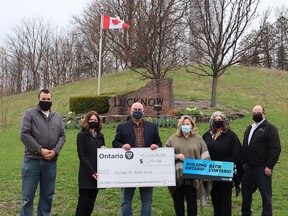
[181,125,191,133]
[132,110,143,119]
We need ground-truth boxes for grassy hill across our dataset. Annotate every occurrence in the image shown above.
[0,66,287,215]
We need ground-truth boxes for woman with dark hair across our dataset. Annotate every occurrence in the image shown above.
[166,115,211,216]
[76,111,105,216]
[202,111,242,216]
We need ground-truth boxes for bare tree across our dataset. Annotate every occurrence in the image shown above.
[73,0,189,79]
[5,17,52,91]
[0,47,10,126]
[101,0,142,71]
[45,29,80,86]
[104,0,189,79]
[72,1,109,76]
[239,30,261,66]
[274,9,288,70]
[187,0,260,107]
[238,10,286,69]
[73,0,144,74]
[258,22,277,69]
[4,16,91,93]
[4,36,26,93]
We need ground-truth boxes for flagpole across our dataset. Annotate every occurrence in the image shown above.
[98,13,103,96]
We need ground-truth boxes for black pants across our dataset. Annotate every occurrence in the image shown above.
[211,181,232,216]
[241,165,272,216]
[76,188,99,216]
[172,184,197,216]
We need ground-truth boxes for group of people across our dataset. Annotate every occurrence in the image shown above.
[19,89,281,216]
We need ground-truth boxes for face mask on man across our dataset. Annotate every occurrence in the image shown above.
[39,101,52,111]
[181,125,191,133]
[132,110,143,119]
[253,114,263,123]
[213,121,223,128]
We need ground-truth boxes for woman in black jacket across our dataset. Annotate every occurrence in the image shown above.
[202,111,242,216]
[76,111,105,216]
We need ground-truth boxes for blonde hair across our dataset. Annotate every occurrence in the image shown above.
[175,115,198,136]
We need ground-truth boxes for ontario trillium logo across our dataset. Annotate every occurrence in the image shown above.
[125,151,134,160]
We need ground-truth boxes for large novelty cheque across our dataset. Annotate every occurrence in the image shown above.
[97,148,176,188]
[183,159,234,182]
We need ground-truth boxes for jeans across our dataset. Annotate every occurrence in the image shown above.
[241,165,272,216]
[20,158,57,216]
[121,187,153,216]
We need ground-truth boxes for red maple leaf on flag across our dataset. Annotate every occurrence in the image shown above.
[102,16,130,29]
[111,18,121,25]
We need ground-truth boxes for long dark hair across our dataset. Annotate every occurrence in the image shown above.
[81,111,102,132]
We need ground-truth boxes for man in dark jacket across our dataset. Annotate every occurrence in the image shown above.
[20,89,66,216]
[241,105,281,216]
[112,102,162,216]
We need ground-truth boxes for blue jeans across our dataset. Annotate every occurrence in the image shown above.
[20,158,57,216]
[241,165,272,216]
[121,187,153,216]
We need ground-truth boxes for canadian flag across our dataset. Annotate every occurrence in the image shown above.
[102,16,130,30]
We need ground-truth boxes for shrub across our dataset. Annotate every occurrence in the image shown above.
[69,96,109,114]
[63,112,82,129]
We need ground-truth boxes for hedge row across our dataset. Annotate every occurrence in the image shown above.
[69,96,110,114]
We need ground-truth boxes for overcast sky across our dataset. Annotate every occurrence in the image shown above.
[0,0,91,42]
[0,0,287,44]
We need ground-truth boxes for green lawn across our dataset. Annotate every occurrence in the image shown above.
[0,66,287,215]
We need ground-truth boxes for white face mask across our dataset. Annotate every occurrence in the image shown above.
[181,125,191,133]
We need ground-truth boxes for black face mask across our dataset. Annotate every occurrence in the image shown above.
[132,110,143,119]
[213,121,223,128]
[253,114,263,123]
[39,101,52,111]
[89,121,99,129]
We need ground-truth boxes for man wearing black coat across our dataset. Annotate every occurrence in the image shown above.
[241,105,281,216]
[112,102,162,216]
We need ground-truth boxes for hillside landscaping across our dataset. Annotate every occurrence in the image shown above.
[0,66,287,215]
